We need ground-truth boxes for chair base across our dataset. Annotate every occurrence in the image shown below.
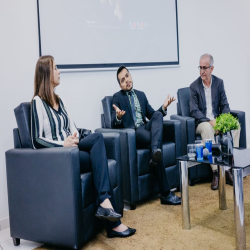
[130,203,136,210]
[189,180,195,186]
[13,237,20,246]
[124,201,137,210]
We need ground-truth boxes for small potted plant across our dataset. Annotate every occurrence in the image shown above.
[213,113,240,155]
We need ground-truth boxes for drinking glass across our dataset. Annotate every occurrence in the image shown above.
[187,144,196,159]
[195,143,203,161]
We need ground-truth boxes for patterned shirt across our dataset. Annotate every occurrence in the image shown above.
[202,78,215,120]
[126,89,144,127]
[31,95,79,148]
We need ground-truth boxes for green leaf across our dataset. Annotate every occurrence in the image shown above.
[213,113,240,134]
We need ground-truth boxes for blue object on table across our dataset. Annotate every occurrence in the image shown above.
[205,139,212,155]
[207,154,213,163]
[196,144,203,161]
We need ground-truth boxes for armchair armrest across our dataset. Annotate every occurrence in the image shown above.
[170,114,196,155]
[5,147,84,248]
[162,120,182,157]
[95,128,139,204]
[77,128,90,131]
[230,110,246,148]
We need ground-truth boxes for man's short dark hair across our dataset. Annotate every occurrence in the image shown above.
[117,65,129,84]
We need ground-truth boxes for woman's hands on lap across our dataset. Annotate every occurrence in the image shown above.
[64,132,79,147]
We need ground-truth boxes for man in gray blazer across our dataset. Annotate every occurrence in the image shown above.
[190,54,240,190]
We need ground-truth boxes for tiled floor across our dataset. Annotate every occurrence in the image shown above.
[0,228,41,250]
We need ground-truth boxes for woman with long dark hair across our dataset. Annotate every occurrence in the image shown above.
[31,55,135,238]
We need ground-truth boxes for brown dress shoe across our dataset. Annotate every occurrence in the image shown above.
[226,168,233,186]
[211,170,218,190]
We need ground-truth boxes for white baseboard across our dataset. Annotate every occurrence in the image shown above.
[0,217,9,230]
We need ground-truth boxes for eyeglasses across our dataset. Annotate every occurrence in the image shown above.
[120,72,130,84]
[198,66,211,71]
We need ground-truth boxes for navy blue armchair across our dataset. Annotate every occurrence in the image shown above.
[95,96,182,209]
[5,103,123,249]
[170,87,247,185]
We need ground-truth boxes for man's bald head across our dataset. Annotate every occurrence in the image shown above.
[200,54,214,66]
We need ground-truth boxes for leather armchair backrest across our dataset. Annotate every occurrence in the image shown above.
[101,114,105,128]
[13,128,22,148]
[177,87,191,117]
[14,102,33,149]
[177,103,181,115]
[101,96,113,128]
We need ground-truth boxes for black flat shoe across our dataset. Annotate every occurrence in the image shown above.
[152,148,162,163]
[161,191,181,205]
[107,227,136,238]
[95,206,121,222]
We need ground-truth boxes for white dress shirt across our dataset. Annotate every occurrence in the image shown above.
[202,78,215,120]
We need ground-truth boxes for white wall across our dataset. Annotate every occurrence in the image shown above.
[0,0,249,226]
[0,0,39,228]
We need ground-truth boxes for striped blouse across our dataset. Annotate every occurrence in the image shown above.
[31,95,79,149]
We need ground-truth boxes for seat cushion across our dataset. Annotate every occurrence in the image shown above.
[137,142,176,176]
[138,174,159,201]
[137,149,152,176]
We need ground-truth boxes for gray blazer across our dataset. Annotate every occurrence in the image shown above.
[190,75,230,126]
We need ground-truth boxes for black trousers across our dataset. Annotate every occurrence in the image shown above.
[135,111,170,194]
[78,133,121,232]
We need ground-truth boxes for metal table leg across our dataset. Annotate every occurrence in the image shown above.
[218,165,227,210]
[233,168,246,250]
[180,161,190,229]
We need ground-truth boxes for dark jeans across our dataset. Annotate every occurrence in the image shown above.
[135,111,170,194]
[78,133,121,231]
